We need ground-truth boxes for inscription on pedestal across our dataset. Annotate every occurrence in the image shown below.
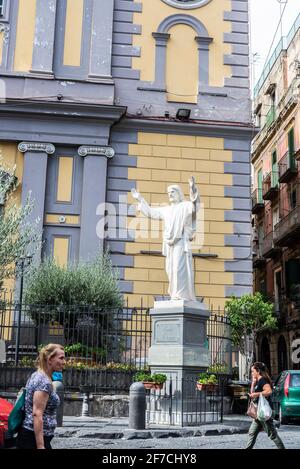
[185,320,205,345]
[154,321,180,344]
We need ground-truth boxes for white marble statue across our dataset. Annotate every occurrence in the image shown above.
[131,176,200,302]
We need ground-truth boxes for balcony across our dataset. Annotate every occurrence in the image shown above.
[253,243,266,268]
[252,189,264,214]
[262,231,282,259]
[274,205,300,247]
[295,147,300,161]
[262,171,279,201]
[278,151,297,183]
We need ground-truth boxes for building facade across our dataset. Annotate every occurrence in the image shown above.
[252,13,300,375]
[0,0,253,310]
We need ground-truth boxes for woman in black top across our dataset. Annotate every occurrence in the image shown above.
[246,362,285,449]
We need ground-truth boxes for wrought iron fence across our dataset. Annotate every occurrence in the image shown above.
[0,298,233,392]
[0,302,151,368]
[146,376,224,427]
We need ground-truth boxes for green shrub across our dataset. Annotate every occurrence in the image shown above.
[151,373,167,384]
[24,252,123,311]
[133,371,152,382]
[197,373,218,385]
[19,356,35,368]
[64,343,107,361]
[133,371,167,383]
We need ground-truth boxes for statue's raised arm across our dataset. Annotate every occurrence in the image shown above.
[131,188,163,220]
[188,176,200,212]
[131,188,142,202]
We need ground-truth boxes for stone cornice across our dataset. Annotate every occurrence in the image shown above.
[18,142,55,155]
[78,146,115,158]
[119,118,258,140]
[0,100,127,123]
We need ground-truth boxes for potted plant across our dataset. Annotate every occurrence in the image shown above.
[196,373,218,392]
[133,371,167,390]
[207,362,228,374]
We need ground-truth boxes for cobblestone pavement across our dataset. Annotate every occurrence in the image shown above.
[52,425,300,449]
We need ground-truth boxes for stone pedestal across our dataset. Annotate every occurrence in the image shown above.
[148,300,218,426]
[149,299,210,380]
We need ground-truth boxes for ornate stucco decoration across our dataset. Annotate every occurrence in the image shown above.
[78,146,115,159]
[161,0,213,9]
[0,24,9,43]
[18,142,55,155]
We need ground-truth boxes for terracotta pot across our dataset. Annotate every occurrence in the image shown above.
[196,383,218,392]
[142,382,164,390]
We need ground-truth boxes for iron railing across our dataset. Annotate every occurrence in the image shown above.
[0,303,152,368]
[146,376,225,427]
[254,12,300,97]
[0,299,233,392]
[274,205,300,244]
[262,231,281,258]
[278,151,297,182]
[262,171,279,200]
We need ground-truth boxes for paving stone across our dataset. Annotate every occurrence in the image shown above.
[77,430,124,439]
[123,431,152,440]
[150,431,172,439]
[201,429,220,436]
[54,429,78,438]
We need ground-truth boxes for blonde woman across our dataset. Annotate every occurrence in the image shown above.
[16,344,65,449]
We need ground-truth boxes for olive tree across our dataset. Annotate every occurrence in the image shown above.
[225,293,277,381]
[24,253,124,357]
[0,162,40,288]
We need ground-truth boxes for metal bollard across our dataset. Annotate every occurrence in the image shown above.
[81,393,90,417]
[79,385,93,417]
[53,381,64,427]
[129,382,146,430]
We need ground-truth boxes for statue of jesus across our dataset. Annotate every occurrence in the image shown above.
[131,176,200,302]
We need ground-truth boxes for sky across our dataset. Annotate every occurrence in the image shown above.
[250,0,300,89]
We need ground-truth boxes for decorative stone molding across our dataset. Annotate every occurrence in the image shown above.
[157,14,210,36]
[78,146,115,159]
[161,0,212,9]
[18,142,55,155]
[152,32,170,46]
[144,14,213,91]
[0,24,9,43]
[195,36,213,50]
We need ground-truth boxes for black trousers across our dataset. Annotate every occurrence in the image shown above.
[16,427,53,449]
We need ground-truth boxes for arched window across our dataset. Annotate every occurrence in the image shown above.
[161,0,213,9]
[277,335,288,373]
[166,24,198,103]
[147,14,212,96]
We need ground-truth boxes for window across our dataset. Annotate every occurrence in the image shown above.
[257,169,263,203]
[257,110,262,128]
[291,374,300,387]
[161,0,212,8]
[0,0,4,17]
[288,127,295,157]
[272,206,279,231]
[289,185,297,210]
[259,279,267,298]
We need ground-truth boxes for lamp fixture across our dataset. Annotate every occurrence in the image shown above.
[176,109,191,121]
